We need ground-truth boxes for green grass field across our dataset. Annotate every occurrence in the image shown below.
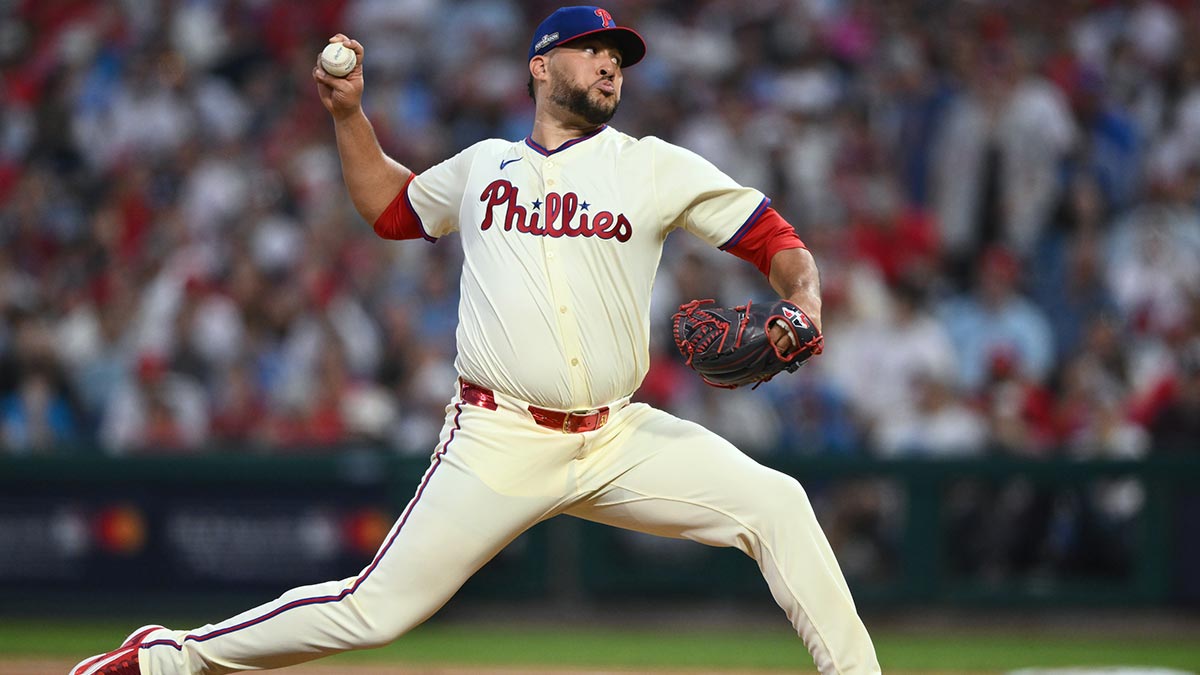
[6,619,1198,673]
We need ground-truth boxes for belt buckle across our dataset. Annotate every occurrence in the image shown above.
[559,408,600,432]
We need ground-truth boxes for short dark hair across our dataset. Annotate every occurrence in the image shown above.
[527,74,535,100]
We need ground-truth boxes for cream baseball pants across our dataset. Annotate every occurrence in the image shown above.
[138,385,880,674]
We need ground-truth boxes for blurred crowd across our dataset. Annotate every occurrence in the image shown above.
[1,0,1198,469]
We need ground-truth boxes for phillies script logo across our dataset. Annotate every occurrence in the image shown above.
[479,179,632,242]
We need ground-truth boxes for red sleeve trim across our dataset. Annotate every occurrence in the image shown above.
[372,174,437,242]
[724,207,806,276]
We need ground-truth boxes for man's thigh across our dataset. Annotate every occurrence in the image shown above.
[567,403,806,547]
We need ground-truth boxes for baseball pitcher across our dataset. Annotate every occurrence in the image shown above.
[73,6,879,674]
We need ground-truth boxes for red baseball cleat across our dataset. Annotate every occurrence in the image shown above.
[70,624,164,675]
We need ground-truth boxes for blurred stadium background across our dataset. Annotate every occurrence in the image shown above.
[1,0,1199,672]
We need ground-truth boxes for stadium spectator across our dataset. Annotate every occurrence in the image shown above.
[826,274,958,437]
[209,360,268,446]
[931,37,1077,272]
[0,363,79,453]
[938,246,1055,391]
[1031,173,1117,360]
[872,367,988,459]
[100,353,209,454]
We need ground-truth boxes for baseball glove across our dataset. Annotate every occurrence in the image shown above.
[671,298,823,389]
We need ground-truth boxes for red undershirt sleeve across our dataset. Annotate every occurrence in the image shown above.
[372,174,436,242]
[721,207,807,276]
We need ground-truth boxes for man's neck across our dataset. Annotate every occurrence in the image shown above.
[530,107,602,151]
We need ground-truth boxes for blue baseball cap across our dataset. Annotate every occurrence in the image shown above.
[528,6,646,67]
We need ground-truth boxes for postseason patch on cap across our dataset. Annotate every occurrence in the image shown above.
[527,6,646,66]
[535,31,560,52]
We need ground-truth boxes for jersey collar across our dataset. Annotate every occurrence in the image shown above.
[524,125,608,157]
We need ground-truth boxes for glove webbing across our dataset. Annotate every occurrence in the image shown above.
[673,299,756,364]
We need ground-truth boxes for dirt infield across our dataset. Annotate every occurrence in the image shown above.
[6,659,986,674]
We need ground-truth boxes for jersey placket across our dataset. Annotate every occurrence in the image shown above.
[540,156,591,405]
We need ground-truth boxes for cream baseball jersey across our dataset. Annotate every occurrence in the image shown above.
[394,124,769,410]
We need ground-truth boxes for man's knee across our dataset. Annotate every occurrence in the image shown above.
[348,577,452,648]
[739,471,818,540]
[357,623,402,650]
[349,603,421,649]
[757,469,811,507]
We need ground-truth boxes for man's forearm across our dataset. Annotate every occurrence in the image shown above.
[768,247,822,332]
[333,109,412,224]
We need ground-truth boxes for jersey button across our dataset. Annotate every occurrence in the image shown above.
[545,161,554,168]
[570,358,580,366]
[547,179,556,186]
[559,306,567,314]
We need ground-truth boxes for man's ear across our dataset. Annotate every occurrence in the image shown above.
[530,55,549,85]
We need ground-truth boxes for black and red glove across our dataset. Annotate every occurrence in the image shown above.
[671,298,823,389]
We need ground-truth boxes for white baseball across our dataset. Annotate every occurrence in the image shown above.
[320,42,356,77]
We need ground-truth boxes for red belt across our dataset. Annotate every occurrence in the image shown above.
[459,380,611,434]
